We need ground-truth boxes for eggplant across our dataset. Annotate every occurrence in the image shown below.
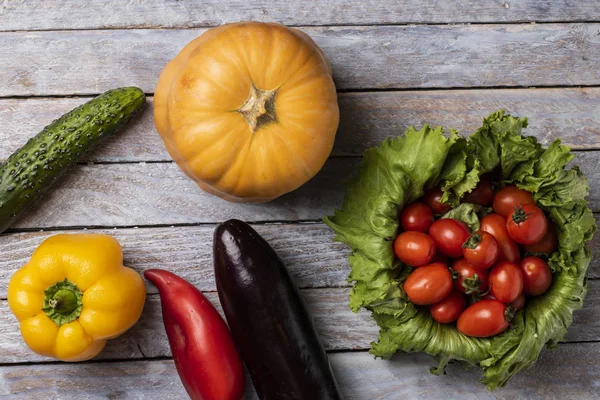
[213,219,343,400]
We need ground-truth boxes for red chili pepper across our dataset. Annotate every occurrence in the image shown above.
[144,269,245,400]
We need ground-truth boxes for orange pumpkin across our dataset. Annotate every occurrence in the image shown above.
[154,22,339,202]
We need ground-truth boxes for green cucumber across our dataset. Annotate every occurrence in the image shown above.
[0,87,146,233]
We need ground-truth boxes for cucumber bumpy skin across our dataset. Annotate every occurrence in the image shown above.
[0,87,146,233]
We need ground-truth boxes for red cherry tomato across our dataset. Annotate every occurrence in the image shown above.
[393,231,436,267]
[457,299,510,338]
[462,231,499,269]
[462,174,494,206]
[400,202,434,233]
[520,256,553,296]
[451,259,489,295]
[506,204,548,245]
[523,223,558,254]
[429,219,471,258]
[480,214,521,264]
[493,185,535,217]
[489,261,524,303]
[430,290,467,324]
[423,188,452,214]
[510,292,526,311]
[404,263,453,305]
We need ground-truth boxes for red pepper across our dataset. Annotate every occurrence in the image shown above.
[144,269,245,400]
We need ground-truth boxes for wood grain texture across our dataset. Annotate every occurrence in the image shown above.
[9,159,347,229]
[3,152,599,230]
[0,224,350,297]
[0,289,378,363]
[1,24,599,96]
[1,219,599,301]
[2,88,600,164]
[1,281,598,364]
[2,343,600,399]
[2,0,600,31]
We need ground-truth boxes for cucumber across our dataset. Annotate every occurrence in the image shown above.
[0,87,146,233]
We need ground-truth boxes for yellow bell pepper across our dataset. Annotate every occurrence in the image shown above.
[7,234,146,362]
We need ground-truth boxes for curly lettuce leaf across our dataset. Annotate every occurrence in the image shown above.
[324,110,596,390]
[324,125,464,311]
[440,203,485,232]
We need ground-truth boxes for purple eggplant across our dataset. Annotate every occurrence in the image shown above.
[213,219,342,400]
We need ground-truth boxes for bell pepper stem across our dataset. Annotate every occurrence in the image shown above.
[42,279,83,327]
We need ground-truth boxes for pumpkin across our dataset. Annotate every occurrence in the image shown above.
[154,22,340,202]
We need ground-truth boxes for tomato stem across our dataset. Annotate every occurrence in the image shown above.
[462,273,483,295]
[462,233,482,250]
[505,305,517,324]
[511,205,532,224]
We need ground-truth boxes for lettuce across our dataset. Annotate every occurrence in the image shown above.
[324,111,596,389]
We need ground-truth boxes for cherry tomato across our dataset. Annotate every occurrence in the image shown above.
[400,202,434,233]
[404,263,453,305]
[393,231,436,267]
[480,214,521,264]
[510,292,526,311]
[493,185,535,217]
[429,219,471,258]
[520,256,553,296]
[462,231,499,269]
[506,204,548,245]
[457,299,510,337]
[462,174,494,206]
[430,290,467,323]
[451,259,489,295]
[489,261,523,303]
[423,188,452,214]
[523,222,558,254]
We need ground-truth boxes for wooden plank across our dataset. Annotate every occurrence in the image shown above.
[2,88,600,164]
[337,88,600,153]
[0,224,350,298]
[2,343,600,399]
[2,0,600,31]
[9,159,347,229]
[1,24,599,96]
[1,219,599,300]
[1,281,598,364]
[3,152,599,230]
[575,151,600,209]
[0,289,378,363]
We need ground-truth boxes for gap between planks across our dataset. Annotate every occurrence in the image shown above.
[2,20,600,35]
[3,83,600,99]
[3,84,600,100]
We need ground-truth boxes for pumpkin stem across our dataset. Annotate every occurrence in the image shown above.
[237,85,277,132]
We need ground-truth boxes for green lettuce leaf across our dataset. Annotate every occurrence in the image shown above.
[324,125,462,312]
[325,110,596,390]
[440,203,485,232]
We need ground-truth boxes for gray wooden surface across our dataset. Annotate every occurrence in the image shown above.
[2,0,600,30]
[0,1,599,399]
[2,24,600,96]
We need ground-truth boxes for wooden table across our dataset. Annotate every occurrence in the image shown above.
[1,1,600,399]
